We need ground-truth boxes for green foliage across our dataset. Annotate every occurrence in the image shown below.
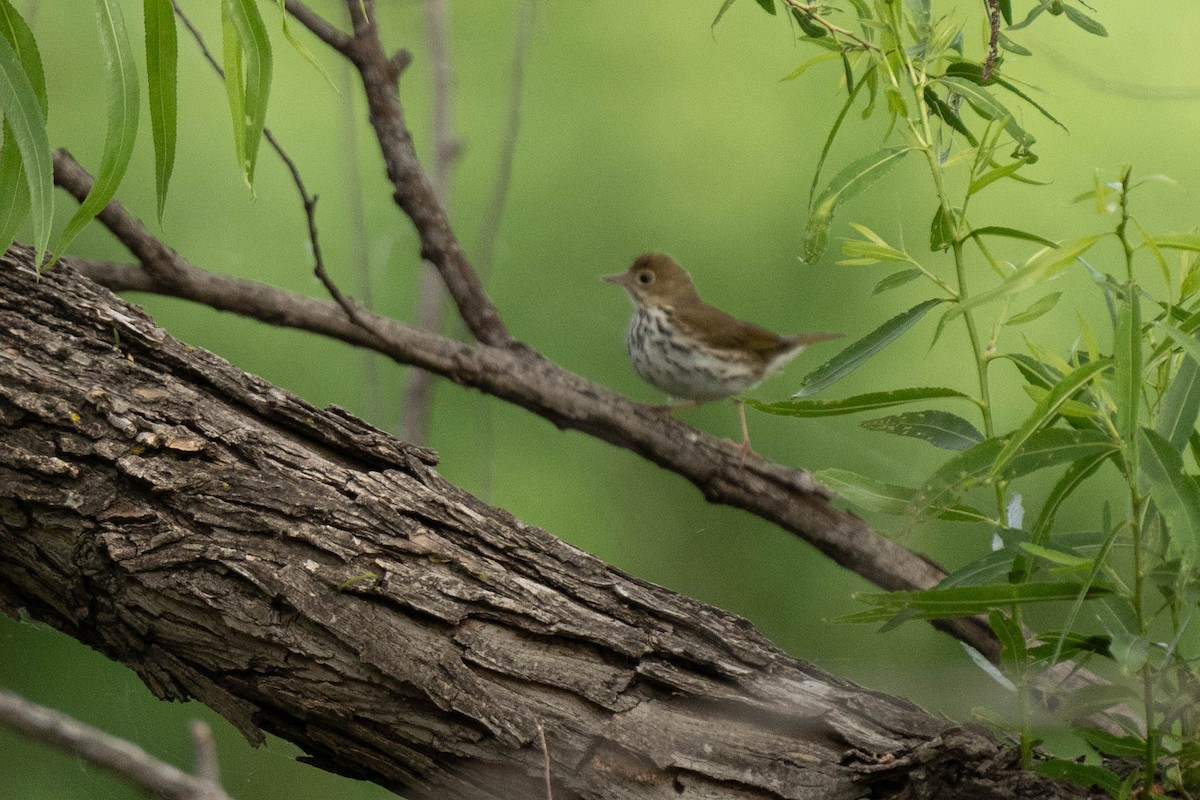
[735,0,1200,794]
[0,0,49,267]
[48,0,140,269]
[222,0,273,191]
[144,0,178,223]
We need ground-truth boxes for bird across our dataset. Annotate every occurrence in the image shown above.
[604,252,842,457]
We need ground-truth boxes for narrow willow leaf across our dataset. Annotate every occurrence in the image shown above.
[791,8,830,38]
[945,234,1102,321]
[849,581,1111,622]
[780,51,841,81]
[861,410,983,451]
[1158,320,1200,370]
[1076,728,1147,759]
[793,299,943,397]
[0,28,51,267]
[989,609,1027,667]
[49,0,140,267]
[962,642,1015,691]
[1062,5,1107,36]
[754,0,776,12]
[222,0,272,189]
[814,468,983,521]
[711,0,738,28]
[1019,542,1092,568]
[1034,761,1121,797]
[923,86,977,145]
[997,32,1031,56]
[936,76,1035,154]
[1138,427,1200,565]
[808,65,875,207]
[1030,449,1110,543]
[274,0,334,88]
[873,268,922,294]
[144,0,177,223]
[0,0,45,257]
[996,0,1012,26]
[1007,292,1061,326]
[913,429,1115,520]
[967,225,1058,248]
[750,386,973,417]
[802,146,914,263]
[944,61,1066,132]
[1156,342,1200,452]
[929,204,956,250]
[990,359,1111,479]
[1149,234,1200,254]
[969,159,1032,195]
[1114,294,1142,455]
[939,550,1016,588]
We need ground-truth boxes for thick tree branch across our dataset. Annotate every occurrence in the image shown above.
[0,244,1101,799]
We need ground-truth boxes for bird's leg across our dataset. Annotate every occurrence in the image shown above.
[735,398,753,463]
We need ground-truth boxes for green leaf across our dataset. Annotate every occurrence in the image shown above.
[808,65,875,209]
[1034,759,1121,797]
[1155,335,1200,451]
[222,0,273,190]
[1076,727,1146,759]
[751,386,973,418]
[968,159,1033,196]
[1157,320,1200,374]
[944,234,1102,321]
[802,146,914,264]
[791,7,830,38]
[848,581,1111,622]
[1019,542,1092,568]
[929,204,957,250]
[861,410,983,451]
[936,76,1035,155]
[712,0,738,28]
[144,0,177,223]
[990,359,1111,480]
[754,0,776,14]
[944,61,1067,132]
[814,468,984,521]
[1006,292,1061,325]
[997,0,1012,26]
[1138,427,1200,566]
[873,268,922,294]
[923,86,977,145]
[1113,293,1141,455]
[50,0,139,267]
[793,299,944,397]
[274,0,336,89]
[0,0,45,258]
[1030,449,1110,544]
[1062,5,1107,36]
[779,51,841,82]
[1148,234,1200,254]
[0,17,51,267]
[967,225,1058,248]
[989,609,1026,667]
[912,429,1116,519]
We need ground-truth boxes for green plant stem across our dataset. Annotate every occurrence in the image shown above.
[879,0,1036,768]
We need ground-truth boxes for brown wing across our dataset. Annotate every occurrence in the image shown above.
[674,299,793,357]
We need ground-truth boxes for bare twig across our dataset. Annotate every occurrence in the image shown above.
[0,688,233,800]
[400,0,463,445]
[171,1,370,329]
[287,0,511,346]
[283,0,352,53]
[476,0,538,278]
[983,0,1001,82]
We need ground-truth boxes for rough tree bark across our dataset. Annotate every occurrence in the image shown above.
[0,244,1100,800]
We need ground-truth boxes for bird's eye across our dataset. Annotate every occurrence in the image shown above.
[637,272,653,284]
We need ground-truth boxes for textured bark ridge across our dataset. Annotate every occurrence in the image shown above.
[0,245,1098,799]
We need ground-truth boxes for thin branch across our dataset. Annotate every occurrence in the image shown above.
[476,0,538,279]
[537,722,553,800]
[171,1,371,329]
[400,0,463,445]
[982,0,1001,82]
[282,0,352,53]
[284,0,511,346]
[0,688,233,800]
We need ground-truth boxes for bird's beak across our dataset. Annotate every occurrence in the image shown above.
[602,272,626,286]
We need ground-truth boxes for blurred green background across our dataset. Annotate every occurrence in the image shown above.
[3,1,1200,798]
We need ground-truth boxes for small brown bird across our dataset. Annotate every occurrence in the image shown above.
[605,253,841,455]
